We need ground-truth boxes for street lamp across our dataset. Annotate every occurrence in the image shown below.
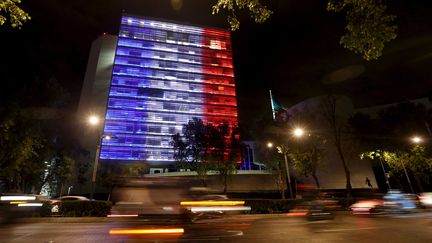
[266,128,309,198]
[411,136,423,144]
[88,115,99,125]
[87,115,116,200]
[267,142,293,199]
[401,135,425,193]
[293,128,304,138]
[281,146,294,199]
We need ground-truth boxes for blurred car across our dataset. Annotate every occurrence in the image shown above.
[349,199,384,215]
[50,196,90,213]
[288,200,335,220]
[404,193,421,207]
[180,193,250,222]
[419,192,432,208]
[50,195,90,203]
[383,189,417,213]
[1,193,49,223]
[109,176,192,220]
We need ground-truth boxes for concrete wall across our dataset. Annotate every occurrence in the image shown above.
[147,171,280,193]
[282,95,378,189]
[146,167,376,193]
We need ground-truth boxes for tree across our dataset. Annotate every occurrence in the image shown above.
[350,102,431,152]
[97,162,148,201]
[212,0,273,31]
[289,135,326,189]
[0,105,44,192]
[0,76,83,195]
[255,142,286,199]
[249,116,291,199]
[212,0,397,61]
[350,101,432,191]
[322,95,352,197]
[171,118,214,186]
[0,0,30,28]
[327,0,397,61]
[211,125,241,193]
[44,152,75,197]
[171,118,240,190]
[69,150,91,192]
[361,146,432,192]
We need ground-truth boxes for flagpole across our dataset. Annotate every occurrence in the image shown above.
[269,90,276,120]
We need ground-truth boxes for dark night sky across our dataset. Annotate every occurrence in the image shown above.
[2,0,432,138]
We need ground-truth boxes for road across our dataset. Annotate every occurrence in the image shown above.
[1,213,432,242]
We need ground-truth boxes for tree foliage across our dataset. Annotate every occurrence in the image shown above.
[0,77,83,194]
[171,118,240,189]
[361,146,432,191]
[327,0,397,61]
[289,135,326,189]
[171,118,213,185]
[0,105,44,192]
[43,152,75,196]
[352,101,432,191]
[0,0,30,28]
[249,117,294,199]
[213,0,397,61]
[361,147,432,174]
[212,0,273,31]
[212,125,241,193]
[255,142,286,199]
[350,102,431,151]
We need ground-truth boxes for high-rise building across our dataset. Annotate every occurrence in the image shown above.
[99,15,239,164]
[77,34,117,153]
[77,34,117,119]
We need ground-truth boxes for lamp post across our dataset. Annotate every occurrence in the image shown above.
[378,156,391,190]
[267,142,293,199]
[282,147,294,199]
[411,136,423,144]
[293,128,304,138]
[401,135,424,194]
[88,115,101,200]
[400,157,414,193]
[90,136,102,200]
[267,127,304,199]
[87,115,116,200]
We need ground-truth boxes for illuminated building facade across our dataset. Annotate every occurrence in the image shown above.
[99,15,238,164]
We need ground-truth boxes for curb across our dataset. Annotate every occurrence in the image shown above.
[17,217,113,223]
[16,211,353,223]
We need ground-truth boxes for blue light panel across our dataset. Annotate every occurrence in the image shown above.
[99,15,238,164]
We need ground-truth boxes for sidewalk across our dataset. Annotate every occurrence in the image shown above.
[17,211,353,223]
[17,217,113,223]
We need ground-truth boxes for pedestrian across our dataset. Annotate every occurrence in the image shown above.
[365,177,372,188]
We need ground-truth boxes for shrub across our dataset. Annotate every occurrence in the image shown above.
[58,201,111,217]
[33,202,52,217]
[244,198,352,213]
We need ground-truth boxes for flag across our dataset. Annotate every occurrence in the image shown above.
[269,90,290,123]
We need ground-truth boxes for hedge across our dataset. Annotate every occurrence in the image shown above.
[244,199,300,214]
[244,198,349,214]
[58,201,111,217]
[33,202,52,217]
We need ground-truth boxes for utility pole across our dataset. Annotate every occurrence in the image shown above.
[400,158,414,193]
[283,150,294,199]
[90,142,101,200]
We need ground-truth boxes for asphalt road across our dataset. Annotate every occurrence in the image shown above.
[1,213,432,242]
